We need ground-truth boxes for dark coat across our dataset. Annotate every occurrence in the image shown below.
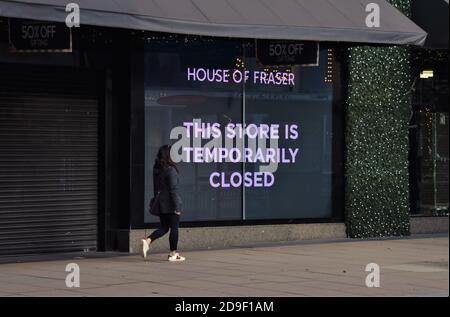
[153,165,182,214]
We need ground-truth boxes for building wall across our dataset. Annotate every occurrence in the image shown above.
[129,223,347,254]
[410,216,449,234]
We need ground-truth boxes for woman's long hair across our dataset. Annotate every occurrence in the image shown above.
[154,144,179,173]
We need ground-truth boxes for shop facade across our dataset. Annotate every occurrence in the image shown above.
[0,0,447,257]
[407,0,449,233]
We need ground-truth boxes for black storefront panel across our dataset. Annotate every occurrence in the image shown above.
[0,63,98,255]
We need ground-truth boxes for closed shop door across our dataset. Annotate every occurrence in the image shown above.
[0,63,99,256]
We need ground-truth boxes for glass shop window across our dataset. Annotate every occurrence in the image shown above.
[144,34,338,223]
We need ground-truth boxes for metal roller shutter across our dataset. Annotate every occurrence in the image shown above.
[0,63,99,256]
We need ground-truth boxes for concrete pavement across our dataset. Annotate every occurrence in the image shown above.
[0,235,448,297]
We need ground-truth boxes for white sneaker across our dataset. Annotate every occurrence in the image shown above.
[168,253,185,262]
[141,239,149,259]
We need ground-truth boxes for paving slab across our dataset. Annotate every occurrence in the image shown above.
[0,235,448,297]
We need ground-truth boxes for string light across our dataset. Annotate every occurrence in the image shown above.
[235,57,245,69]
[324,48,333,83]
[345,0,412,238]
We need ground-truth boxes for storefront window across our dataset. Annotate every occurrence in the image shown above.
[410,49,449,216]
[144,34,338,223]
[144,35,243,222]
[243,43,333,219]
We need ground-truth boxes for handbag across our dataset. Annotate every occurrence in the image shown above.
[149,191,161,216]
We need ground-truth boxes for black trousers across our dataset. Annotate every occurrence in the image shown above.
[148,214,180,252]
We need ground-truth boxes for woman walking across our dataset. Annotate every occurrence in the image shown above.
[142,145,185,262]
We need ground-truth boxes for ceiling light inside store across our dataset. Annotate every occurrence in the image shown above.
[420,70,434,79]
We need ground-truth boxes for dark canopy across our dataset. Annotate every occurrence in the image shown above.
[0,0,427,45]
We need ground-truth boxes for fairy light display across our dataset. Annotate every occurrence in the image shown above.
[345,0,412,238]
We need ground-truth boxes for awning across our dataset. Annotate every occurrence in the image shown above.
[0,0,427,46]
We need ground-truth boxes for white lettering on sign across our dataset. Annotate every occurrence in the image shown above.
[187,68,295,86]
[169,119,301,188]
